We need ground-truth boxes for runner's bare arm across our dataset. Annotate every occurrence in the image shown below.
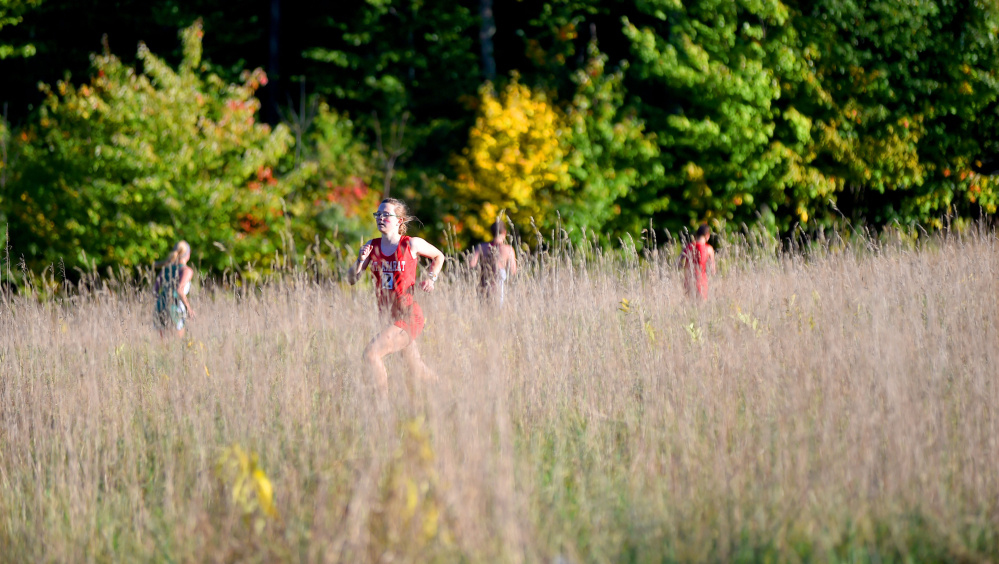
[468,244,481,268]
[505,244,518,277]
[708,246,717,275]
[676,245,697,270]
[347,239,375,285]
[410,237,445,292]
[179,266,196,318]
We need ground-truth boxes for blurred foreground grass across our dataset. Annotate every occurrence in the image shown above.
[1,229,998,562]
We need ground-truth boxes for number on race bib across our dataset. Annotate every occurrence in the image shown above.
[381,271,395,290]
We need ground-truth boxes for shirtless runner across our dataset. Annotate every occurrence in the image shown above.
[469,219,517,305]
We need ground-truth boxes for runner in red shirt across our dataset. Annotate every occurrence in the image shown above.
[679,224,716,300]
[347,198,445,394]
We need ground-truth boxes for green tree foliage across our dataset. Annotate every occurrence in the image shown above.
[0,0,41,59]
[3,22,294,271]
[6,0,999,278]
[280,102,379,255]
[789,0,999,225]
[623,0,816,231]
[623,0,999,233]
[561,41,662,237]
[729,1,842,231]
[303,0,480,209]
[448,45,661,244]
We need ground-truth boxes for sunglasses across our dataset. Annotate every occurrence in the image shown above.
[373,212,397,220]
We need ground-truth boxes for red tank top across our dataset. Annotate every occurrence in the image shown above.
[369,236,417,313]
[683,241,710,277]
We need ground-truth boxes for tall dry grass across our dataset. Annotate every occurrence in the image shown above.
[1,228,998,563]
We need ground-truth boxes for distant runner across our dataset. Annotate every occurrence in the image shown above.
[679,224,716,301]
[347,198,445,394]
[154,240,196,338]
[469,218,517,305]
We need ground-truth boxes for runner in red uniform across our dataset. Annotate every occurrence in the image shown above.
[679,224,716,300]
[347,198,445,394]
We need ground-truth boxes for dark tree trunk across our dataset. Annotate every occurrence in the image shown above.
[265,0,281,124]
[479,0,496,81]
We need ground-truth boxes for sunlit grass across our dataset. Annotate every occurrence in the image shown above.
[1,228,998,562]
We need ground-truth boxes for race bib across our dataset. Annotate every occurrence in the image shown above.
[381,270,395,290]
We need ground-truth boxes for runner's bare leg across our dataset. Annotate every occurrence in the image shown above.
[363,325,412,394]
[401,340,436,382]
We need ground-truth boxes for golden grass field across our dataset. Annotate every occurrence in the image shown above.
[2,229,998,563]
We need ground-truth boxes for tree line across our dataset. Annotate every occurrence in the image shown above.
[2,0,998,275]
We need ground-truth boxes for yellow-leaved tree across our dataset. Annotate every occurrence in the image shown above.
[450,77,570,240]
